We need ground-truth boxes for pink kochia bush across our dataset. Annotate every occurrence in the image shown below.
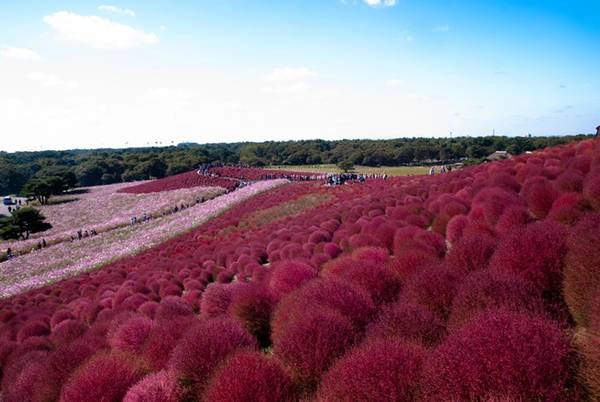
[168,317,257,398]
[60,351,148,402]
[203,351,297,402]
[316,338,425,402]
[421,309,576,401]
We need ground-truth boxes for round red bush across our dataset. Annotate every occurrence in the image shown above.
[400,264,461,320]
[316,338,425,402]
[366,302,445,346]
[448,270,544,331]
[168,317,257,397]
[60,351,148,402]
[203,351,296,402]
[228,283,275,347]
[123,370,181,402]
[268,260,317,300]
[271,278,374,343]
[16,321,49,343]
[445,233,497,274]
[583,173,600,210]
[109,316,154,353]
[273,307,357,392]
[142,316,196,371]
[564,213,600,327]
[421,309,576,401]
[488,220,567,302]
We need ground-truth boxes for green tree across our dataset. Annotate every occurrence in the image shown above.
[21,176,66,205]
[337,160,355,173]
[0,207,52,240]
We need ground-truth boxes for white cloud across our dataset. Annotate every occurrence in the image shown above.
[263,67,318,82]
[1,46,43,62]
[27,71,63,87]
[43,11,159,50]
[432,24,451,32]
[363,0,398,7]
[98,5,136,17]
[385,79,402,87]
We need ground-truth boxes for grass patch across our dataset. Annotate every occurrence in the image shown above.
[269,164,429,176]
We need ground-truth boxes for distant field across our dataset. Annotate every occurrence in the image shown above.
[269,164,430,176]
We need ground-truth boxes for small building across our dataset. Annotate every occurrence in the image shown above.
[487,150,512,161]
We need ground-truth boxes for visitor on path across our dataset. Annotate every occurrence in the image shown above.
[42,239,47,248]
[596,125,600,138]
[37,241,42,250]
[6,248,12,260]
[77,230,82,240]
[429,167,435,176]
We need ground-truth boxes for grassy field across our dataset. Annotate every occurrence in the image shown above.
[269,164,430,176]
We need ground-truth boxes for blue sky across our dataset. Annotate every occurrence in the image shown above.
[0,0,598,151]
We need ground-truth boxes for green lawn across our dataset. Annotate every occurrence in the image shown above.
[269,164,429,177]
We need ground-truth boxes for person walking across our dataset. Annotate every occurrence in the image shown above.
[596,124,600,138]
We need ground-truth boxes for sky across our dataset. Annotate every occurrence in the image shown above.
[0,0,599,152]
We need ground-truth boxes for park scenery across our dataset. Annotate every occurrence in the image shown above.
[0,138,599,401]
[2,0,600,401]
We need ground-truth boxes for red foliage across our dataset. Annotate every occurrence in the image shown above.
[227,283,275,347]
[488,220,567,302]
[366,302,445,346]
[268,260,317,300]
[316,338,425,402]
[448,270,544,331]
[583,172,600,210]
[123,371,181,402]
[168,317,257,397]
[60,351,148,402]
[445,233,497,274]
[548,192,586,224]
[273,308,357,392]
[563,213,600,327]
[520,176,559,218]
[421,309,576,401]
[108,316,154,353]
[400,264,462,320]
[141,316,195,371]
[203,351,296,402]
[118,170,239,193]
[271,278,375,343]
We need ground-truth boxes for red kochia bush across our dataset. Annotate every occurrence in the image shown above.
[268,260,317,300]
[583,172,600,210]
[271,279,375,343]
[548,192,586,224]
[563,213,600,327]
[366,302,445,347]
[448,270,544,331]
[109,316,154,353]
[123,370,181,402]
[316,338,425,402]
[142,316,195,371]
[488,220,567,301]
[421,309,575,401]
[445,233,497,274]
[168,317,258,398]
[400,264,461,320]
[203,351,296,402]
[228,283,275,347]
[60,351,148,402]
[273,308,357,392]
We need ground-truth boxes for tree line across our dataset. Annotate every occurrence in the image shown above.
[0,135,590,197]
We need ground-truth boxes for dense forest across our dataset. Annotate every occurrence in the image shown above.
[0,135,590,196]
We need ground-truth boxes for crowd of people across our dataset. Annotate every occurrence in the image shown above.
[70,229,98,242]
[428,165,454,176]
[326,172,387,186]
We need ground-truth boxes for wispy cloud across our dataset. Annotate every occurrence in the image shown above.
[262,67,325,96]
[43,11,158,50]
[385,79,402,87]
[98,5,136,17]
[432,24,451,32]
[27,71,63,87]
[1,46,43,62]
[263,67,318,82]
[363,0,398,7]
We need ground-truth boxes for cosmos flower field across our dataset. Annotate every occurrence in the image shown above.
[0,139,599,401]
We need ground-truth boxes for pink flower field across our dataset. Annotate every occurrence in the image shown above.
[0,182,225,256]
